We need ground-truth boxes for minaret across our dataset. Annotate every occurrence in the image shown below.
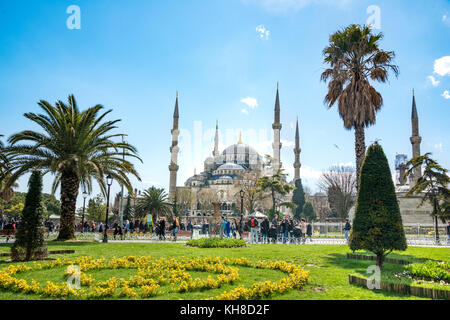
[272,83,282,172]
[410,90,422,183]
[213,120,219,157]
[169,92,180,200]
[293,117,301,181]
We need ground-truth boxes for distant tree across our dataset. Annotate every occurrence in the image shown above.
[135,187,172,222]
[236,171,268,214]
[256,167,295,213]
[123,194,133,221]
[349,143,407,268]
[318,166,356,220]
[292,179,306,220]
[175,188,194,217]
[11,171,47,261]
[404,153,449,244]
[302,202,317,221]
[86,194,107,223]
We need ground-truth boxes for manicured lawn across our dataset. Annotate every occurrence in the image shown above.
[0,241,448,300]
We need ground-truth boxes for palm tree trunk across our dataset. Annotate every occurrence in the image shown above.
[355,125,366,190]
[57,170,79,240]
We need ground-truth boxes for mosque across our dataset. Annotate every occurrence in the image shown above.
[168,84,300,217]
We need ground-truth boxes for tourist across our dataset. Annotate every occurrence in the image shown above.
[113,220,123,240]
[300,219,307,244]
[158,217,166,240]
[232,219,238,238]
[187,220,192,232]
[171,216,179,241]
[219,216,226,238]
[238,215,244,240]
[344,219,351,242]
[261,217,269,244]
[288,218,295,244]
[281,216,289,244]
[249,216,259,244]
[447,221,450,245]
[225,219,231,238]
[4,220,15,242]
[306,221,313,243]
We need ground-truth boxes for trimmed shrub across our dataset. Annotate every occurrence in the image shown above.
[349,143,407,268]
[186,238,246,248]
[11,171,48,261]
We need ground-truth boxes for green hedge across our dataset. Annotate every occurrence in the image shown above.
[406,260,450,283]
[186,238,247,248]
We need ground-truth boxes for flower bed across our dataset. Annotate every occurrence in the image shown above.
[186,238,247,248]
[0,256,308,300]
[405,260,449,283]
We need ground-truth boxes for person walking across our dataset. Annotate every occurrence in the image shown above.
[344,219,351,242]
[306,221,313,243]
[271,214,279,243]
[261,217,269,244]
[288,218,296,244]
[300,219,307,244]
[171,216,179,241]
[161,217,167,240]
[225,219,231,238]
[249,216,259,244]
[446,221,450,245]
[280,216,289,244]
[219,216,226,238]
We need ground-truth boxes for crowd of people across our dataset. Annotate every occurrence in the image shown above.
[2,215,450,244]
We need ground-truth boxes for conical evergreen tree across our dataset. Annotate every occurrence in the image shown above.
[11,170,48,261]
[292,179,306,220]
[123,194,133,221]
[302,202,317,221]
[349,143,407,268]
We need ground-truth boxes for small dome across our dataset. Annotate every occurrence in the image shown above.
[217,163,245,170]
[219,175,233,180]
[205,157,214,164]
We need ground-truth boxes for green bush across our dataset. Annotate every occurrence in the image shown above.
[349,143,407,268]
[11,170,48,261]
[406,260,450,283]
[186,238,247,248]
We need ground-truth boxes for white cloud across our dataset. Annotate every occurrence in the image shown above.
[241,108,249,115]
[443,14,450,26]
[434,142,443,151]
[241,97,259,109]
[427,75,440,87]
[434,56,450,77]
[255,25,270,39]
[442,90,450,99]
[281,139,294,148]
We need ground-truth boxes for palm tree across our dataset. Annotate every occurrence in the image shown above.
[256,167,294,214]
[0,134,17,205]
[404,153,449,244]
[135,187,172,222]
[6,95,141,240]
[321,24,399,186]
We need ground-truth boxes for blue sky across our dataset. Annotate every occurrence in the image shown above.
[0,0,449,206]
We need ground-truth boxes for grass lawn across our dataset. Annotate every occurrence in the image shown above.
[0,241,448,300]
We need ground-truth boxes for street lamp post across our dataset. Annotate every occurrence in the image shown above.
[103,175,113,243]
[81,191,88,233]
[240,189,244,215]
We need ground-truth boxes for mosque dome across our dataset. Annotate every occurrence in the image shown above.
[217,163,245,171]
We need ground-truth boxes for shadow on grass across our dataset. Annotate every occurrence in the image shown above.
[323,252,426,298]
